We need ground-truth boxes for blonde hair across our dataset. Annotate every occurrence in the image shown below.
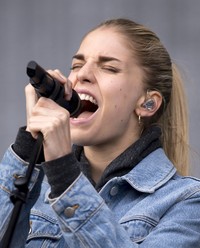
[159,64,189,175]
[93,18,189,175]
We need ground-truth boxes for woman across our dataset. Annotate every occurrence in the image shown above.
[0,18,200,247]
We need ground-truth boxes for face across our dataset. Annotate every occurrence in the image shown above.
[68,27,145,149]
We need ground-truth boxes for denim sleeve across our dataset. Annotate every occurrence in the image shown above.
[49,173,138,248]
[0,146,43,247]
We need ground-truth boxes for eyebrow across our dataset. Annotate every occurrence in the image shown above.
[72,54,121,63]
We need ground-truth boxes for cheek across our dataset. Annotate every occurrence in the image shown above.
[104,78,140,115]
[108,88,133,120]
[113,87,133,110]
[115,90,128,112]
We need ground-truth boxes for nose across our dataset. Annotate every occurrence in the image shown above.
[76,63,95,84]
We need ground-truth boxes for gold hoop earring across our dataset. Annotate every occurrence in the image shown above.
[138,115,142,125]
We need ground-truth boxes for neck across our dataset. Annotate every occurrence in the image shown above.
[84,146,116,182]
[83,132,140,183]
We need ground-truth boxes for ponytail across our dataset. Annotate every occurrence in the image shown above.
[158,63,189,175]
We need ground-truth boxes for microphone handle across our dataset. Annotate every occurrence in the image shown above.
[26,60,81,117]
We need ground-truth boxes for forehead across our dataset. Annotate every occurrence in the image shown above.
[76,28,133,60]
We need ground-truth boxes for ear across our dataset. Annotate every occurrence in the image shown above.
[135,90,163,118]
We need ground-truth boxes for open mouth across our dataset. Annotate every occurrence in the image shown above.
[76,93,98,118]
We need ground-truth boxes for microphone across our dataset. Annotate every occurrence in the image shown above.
[26,60,81,117]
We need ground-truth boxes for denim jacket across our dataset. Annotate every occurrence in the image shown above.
[0,146,200,247]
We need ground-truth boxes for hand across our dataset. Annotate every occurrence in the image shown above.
[25,70,72,161]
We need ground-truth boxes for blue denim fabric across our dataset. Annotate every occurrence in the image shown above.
[0,146,200,247]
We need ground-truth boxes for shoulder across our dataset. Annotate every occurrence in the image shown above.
[172,173,200,200]
[123,148,200,197]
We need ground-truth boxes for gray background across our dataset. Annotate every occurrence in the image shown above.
[0,0,199,177]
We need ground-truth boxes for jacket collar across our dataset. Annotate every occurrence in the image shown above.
[121,148,177,193]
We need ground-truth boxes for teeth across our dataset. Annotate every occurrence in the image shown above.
[78,93,97,105]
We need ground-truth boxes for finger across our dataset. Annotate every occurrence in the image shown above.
[47,69,73,101]
[25,83,38,123]
[28,114,71,161]
[47,69,67,85]
[64,78,72,101]
[27,98,65,138]
[36,97,67,112]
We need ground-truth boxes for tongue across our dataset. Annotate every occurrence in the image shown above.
[77,111,93,119]
[76,100,97,119]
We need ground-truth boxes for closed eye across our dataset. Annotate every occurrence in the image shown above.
[102,66,121,73]
[70,64,84,71]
